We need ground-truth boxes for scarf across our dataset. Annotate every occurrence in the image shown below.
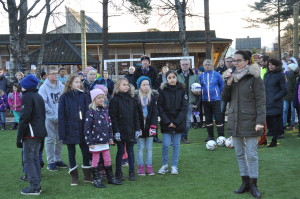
[232,65,250,82]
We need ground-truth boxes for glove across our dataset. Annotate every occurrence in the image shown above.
[135,130,142,139]
[16,142,23,148]
[114,132,121,141]
[149,125,157,136]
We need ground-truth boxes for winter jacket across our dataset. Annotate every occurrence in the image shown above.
[99,78,114,95]
[157,73,167,88]
[125,73,135,85]
[158,82,188,134]
[264,68,287,116]
[82,79,101,91]
[17,88,47,142]
[222,65,266,137]
[38,79,64,122]
[293,78,300,108]
[199,70,224,101]
[176,68,200,104]
[136,92,158,138]
[109,92,140,142]
[0,76,9,94]
[58,90,89,144]
[215,65,227,75]
[0,93,8,112]
[84,106,113,145]
[284,70,297,101]
[8,91,22,111]
[133,66,158,89]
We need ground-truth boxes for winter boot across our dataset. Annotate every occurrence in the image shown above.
[216,125,224,137]
[104,166,123,185]
[128,170,136,181]
[249,178,261,198]
[204,125,214,142]
[10,122,17,130]
[234,176,250,194]
[267,138,277,148]
[82,166,93,182]
[1,123,5,130]
[115,170,125,181]
[68,166,79,186]
[91,167,106,188]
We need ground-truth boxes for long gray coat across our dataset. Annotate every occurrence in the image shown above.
[222,65,266,137]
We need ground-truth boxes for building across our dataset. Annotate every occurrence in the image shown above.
[236,36,261,51]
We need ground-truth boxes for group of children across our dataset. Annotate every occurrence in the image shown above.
[16,64,188,195]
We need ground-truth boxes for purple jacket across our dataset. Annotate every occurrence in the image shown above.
[84,106,113,146]
[8,92,22,111]
[0,93,8,112]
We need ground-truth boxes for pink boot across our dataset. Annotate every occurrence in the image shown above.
[146,165,155,176]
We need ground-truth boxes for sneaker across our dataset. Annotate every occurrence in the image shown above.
[137,165,146,176]
[20,187,41,195]
[115,171,125,181]
[55,161,68,168]
[146,165,155,176]
[128,171,136,181]
[47,163,58,172]
[122,161,129,167]
[158,164,168,174]
[171,166,178,175]
[153,137,162,143]
[19,175,28,182]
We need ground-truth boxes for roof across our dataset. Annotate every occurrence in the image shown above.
[28,35,100,65]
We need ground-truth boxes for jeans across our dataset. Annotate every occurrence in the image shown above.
[23,138,42,189]
[116,141,134,172]
[45,119,63,164]
[0,112,5,123]
[283,100,296,127]
[136,137,153,166]
[232,136,258,178]
[182,104,193,138]
[162,133,181,167]
[67,143,91,169]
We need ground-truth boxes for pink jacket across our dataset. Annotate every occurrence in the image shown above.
[8,91,22,111]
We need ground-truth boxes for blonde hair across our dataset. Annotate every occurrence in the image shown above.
[89,94,107,110]
[63,74,83,93]
[15,72,24,78]
[113,77,135,97]
[46,65,58,74]
[138,88,152,106]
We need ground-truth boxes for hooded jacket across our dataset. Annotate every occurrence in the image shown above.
[199,70,224,101]
[38,78,64,122]
[8,91,22,111]
[222,65,266,137]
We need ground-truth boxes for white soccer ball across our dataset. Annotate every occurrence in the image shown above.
[225,136,234,148]
[206,140,217,150]
[216,136,226,146]
[191,83,202,92]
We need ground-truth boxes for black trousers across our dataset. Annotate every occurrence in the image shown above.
[266,114,281,139]
[67,143,91,169]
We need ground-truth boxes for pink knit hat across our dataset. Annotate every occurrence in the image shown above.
[90,89,105,102]
[94,84,108,94]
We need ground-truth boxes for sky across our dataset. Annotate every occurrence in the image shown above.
[0,0,280,50]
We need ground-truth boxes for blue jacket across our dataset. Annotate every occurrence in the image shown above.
[0,93,8,112]
[199,70,224,101]
[99,78,114,95]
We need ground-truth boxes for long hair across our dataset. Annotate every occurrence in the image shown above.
[13,83,21,92]
[138,87,153,106]
[63,74,83,93]
[113,77,135,97]
[89,94,107,111]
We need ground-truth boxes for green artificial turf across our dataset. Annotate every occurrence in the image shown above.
[0,126,299,199]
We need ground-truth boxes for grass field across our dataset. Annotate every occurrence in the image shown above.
[0,126,299,199]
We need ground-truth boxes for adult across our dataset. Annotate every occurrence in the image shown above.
[176,58,200,144]
[0,71,9,94]
[264,59,287,147]
[125,66,135,85]
[259,55,270,79]
[82,68,101,92]
[58,67,68,85]
[157,66,169,86]
[199,59,224,142]
[133,55,158,89]
[14,71,24,84]
[293,76,300,137]
[222,50,265,198]
[215,58,227,75]
[99,70,114,97]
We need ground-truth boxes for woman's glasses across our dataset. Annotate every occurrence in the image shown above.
[232,59,245,63]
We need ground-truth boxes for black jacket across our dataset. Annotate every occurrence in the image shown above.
[58,90,89,144]
[125,73,135,86]
[136,92,158,138]
[293,78,300,108]
[264,68,287,115]
[17,88,47,142]
[133,66,158,89]
[99,78,114,95]
[158,82,188,134]
[109,92,140,141]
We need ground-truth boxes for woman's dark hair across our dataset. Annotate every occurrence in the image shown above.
[165,70,177,79]
[269,59,282,68]
[235,50,252,64]
[13,83,21,92]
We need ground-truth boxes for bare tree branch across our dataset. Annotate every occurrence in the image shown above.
[0,0,9,12]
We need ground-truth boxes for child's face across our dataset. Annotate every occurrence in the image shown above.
[71,77,81,90]
[167,73,177,85]
[103,72,109,79]
[13,86,18,92]
[119,80,129,93]
[16,74,23,80]
[79,75,84,80]
[42,75,47,80]
[140,80,150,93]
[94,95,105,106]
[48,70,58,81]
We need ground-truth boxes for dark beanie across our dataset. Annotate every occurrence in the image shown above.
[19,74,39,90]
[136,76,152,89]
[141,55,150,62]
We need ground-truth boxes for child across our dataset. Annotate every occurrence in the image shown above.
[0,89,8,130]
[8,83,22,130]
[17,74,47,195]
[58,74,91,186]
[135,76,158,176]
[109,77,140,181]
[157,71,188,175]
[84,89,122,188]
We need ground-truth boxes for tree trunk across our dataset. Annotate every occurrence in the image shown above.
[175,0,189,56]
[277,0,281,60]
[19,0,30,75]
[102,0,109,75]
[293,2,299,60]
[204,0,211,60]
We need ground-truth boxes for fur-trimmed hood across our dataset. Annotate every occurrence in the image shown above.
[160,82,185,90]
[222,64,261,81]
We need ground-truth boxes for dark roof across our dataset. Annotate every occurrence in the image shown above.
[28,35,100,65]
[0,31,232,46]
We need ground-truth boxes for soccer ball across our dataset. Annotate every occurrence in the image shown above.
[206,140,217,150]
[225,136,234,148]
[191,83,202,92]
[216,136,226,146]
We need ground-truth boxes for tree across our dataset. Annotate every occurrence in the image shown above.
[204,0,211,59]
